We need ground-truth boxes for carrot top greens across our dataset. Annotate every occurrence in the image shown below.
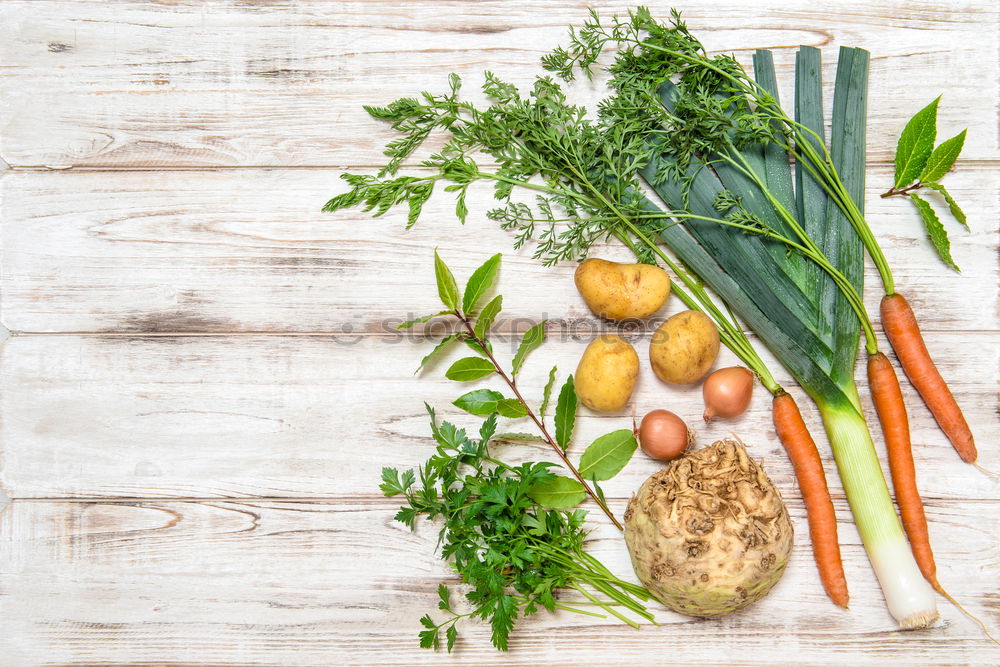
[330,5,942,631]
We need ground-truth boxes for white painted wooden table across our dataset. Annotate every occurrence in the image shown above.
[1,2,997,665]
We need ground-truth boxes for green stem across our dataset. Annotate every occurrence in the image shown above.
[880,182,924,198]
[479,172,569,198]
[626,34,896,294]
[610,227,782,394]
[455,311,623,531]
[570,584,641,629]
[552,603,608,618]
[479,162,786,394]
[558,161,787,392]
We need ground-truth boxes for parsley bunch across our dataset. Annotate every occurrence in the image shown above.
[382,252,653,652]
[382,407,651,652]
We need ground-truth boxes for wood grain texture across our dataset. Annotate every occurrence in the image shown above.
[2,333,997,501]
[1,498,997,666]
[0,0,997,168]
[1,1,998,664]
[0,165,995,334]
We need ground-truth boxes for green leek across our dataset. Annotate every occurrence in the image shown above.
[598,23,938,626]
[324,8,940,628]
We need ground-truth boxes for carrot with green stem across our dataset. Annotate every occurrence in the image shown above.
[766,66,978,467]
[554,9,975,466]
[326,29,940,628]
[612,228,851,610]
[875,100,978,466]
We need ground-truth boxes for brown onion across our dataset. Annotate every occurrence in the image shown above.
[638,409,690,461]
[702,366,754,421]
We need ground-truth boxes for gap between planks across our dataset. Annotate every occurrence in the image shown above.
[1,159,999,173]
[4,328,998,337]
[6,495,996,504]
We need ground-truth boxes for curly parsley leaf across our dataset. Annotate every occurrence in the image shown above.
[379,467,416,496]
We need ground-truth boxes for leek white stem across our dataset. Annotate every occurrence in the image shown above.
[819,404,938,628]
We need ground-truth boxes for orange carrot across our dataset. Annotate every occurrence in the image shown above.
[868,352,1000,645]
[880,293,976,463]
[772,392,849,608]
[867,351,940,591]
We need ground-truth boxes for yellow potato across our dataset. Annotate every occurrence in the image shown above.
[649,310,720,384]
[575,334,640,413]
[575,258,671,321]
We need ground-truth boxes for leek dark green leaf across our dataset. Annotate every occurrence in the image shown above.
[824,46,867,389]
[639,192,851,406]
[654,83,820,334]
[643,47,870,407]
[793,46,828,297]
[752,50,800,257]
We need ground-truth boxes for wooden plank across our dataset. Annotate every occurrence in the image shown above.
[0,165,994,333]
[0,3,994,665]
[0,0,996,168]
[1,498,997,666]
[2,333,996,500]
